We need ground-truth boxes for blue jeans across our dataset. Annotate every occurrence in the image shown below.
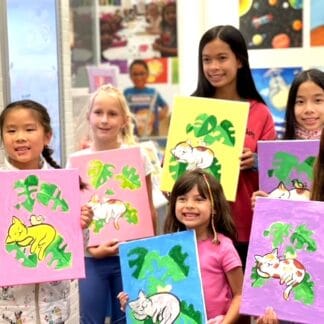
[79,256,126,324]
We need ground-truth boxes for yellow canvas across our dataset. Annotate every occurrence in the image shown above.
[161,96,249,201]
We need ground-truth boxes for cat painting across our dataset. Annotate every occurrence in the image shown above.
[254,248,306,300]
[171,141,214,170]
[268,180,310,201]
[128,290,181,324]
[88,195,127,230]
[6,216,56,261]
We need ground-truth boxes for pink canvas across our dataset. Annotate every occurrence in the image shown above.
[0,169,85,286]
[68,147,154,246]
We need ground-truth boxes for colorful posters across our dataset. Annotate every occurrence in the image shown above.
[119,230,207,323]
[0,169,85,286]
[239,0,303,49]
[68,147,154,246]
[241,198,324,323]
[160,96,249,201]
[252,67,301,138]
[310,0,324,46]
[258,140,319,200]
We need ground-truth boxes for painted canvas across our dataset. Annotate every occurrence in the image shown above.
[68,146,154,246]
[258,140,319,200]
[119,230,207,323]
[239,0,303,49]
[241,198,324,323]
[160,96,249,201]
[0,169,85,286]
[252,67,301,138]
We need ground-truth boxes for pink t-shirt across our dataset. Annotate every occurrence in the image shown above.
[197,233,242,319]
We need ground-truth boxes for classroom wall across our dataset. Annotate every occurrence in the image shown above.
[1,0,323,162]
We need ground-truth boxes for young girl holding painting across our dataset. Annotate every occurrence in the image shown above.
[252,68,324,205]
[192,24,276,267]
[67,84,156,324]
[0,100,92,323]
[255,69,324,324]
[118,169,243,324]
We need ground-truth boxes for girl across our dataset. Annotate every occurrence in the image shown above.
[283,68,324,140]
[124,59,169,137]
[192,24,276,267]
[118,169,243,323]
[67,84,157,324]
[152,2,177,57]
[0,99,92,323]
[252,68,324,206]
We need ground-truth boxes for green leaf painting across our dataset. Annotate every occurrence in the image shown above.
[88,159,114,189]
[263,222,292,248]
[267,152,315,183]
[37,183,69,212]
[14,175,70,213]
[14,175,39,212]
[115,166,141,190]
[186,113,235,146]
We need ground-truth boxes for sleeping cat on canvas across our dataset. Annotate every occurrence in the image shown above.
[6,216,56,261]
[128,290,181,324]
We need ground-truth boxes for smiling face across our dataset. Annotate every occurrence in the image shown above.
[2,108,52,170]
[88,91,127,149]
[175,184,212,239]
[294,80,324,131]
[202,38,242,96]
[130,63,149,89]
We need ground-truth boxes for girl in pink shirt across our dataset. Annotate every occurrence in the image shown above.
[119,169,243,323]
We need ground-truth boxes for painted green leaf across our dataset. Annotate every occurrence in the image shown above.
[196,115,217,137]
[186,113,212,137]
[105,189,115,195]
[124,202,139,224]
[263,222,292,248]
[207,158,222,181]
[37,183,69,212]
[14,175,39,212]
[290,225,317,252]
[169,155,188,181]
[169,245,189,276]
[284,245,297,258]
[115,166,141,190]
[91,219,106,233]
[186,123,194,133]
[180,301,203,324]
[6,243,38,268]
[250,266,268,287]
[293,273,315,305]
[268,152,314,183]
[46,235,72,269]
[296,156,316,180]
[128,247,149,279]
[219,119,235,146]
[88,160,114,189]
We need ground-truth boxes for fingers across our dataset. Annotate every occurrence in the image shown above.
[80,205,93,229]
[240,148,255,170]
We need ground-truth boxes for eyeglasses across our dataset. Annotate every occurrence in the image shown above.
[131,72,147,77]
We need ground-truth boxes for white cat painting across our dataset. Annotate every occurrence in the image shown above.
[128,290,181,324]
[171,141,214,171]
